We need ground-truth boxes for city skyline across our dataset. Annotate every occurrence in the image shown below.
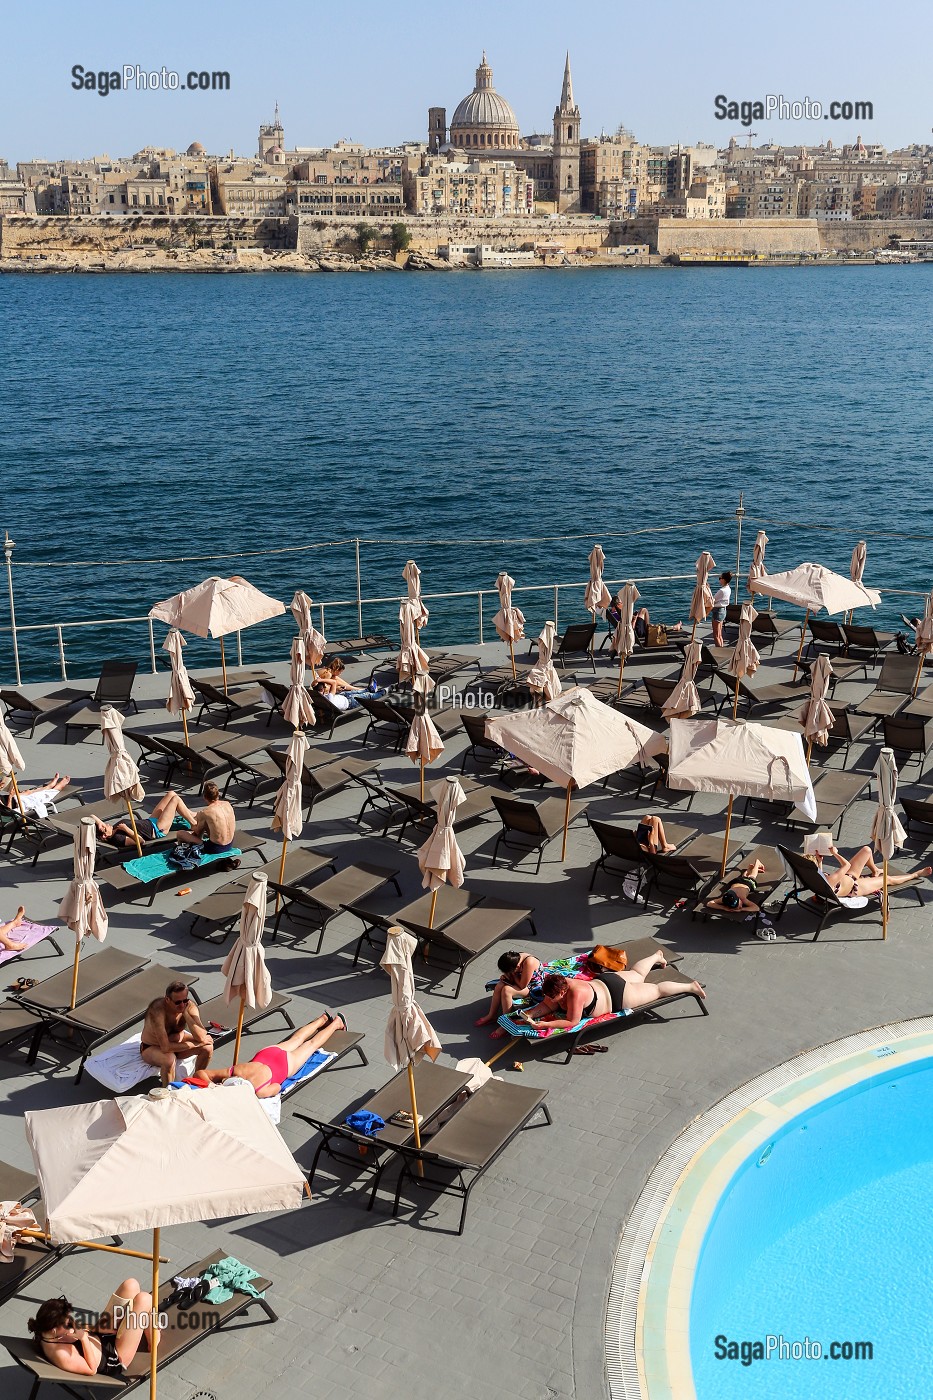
[1,0,930,164]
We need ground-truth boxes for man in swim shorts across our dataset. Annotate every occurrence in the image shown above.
[140,982,213,1086]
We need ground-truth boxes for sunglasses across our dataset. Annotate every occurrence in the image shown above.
[170,995,190,1006]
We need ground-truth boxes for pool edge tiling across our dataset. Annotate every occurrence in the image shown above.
[604,1016,933,1400]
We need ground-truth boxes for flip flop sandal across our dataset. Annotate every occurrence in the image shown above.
[572,1045,596,1056]
[588,1044,609,1053]
[325,1011,348,1032]
[7,978,27,992]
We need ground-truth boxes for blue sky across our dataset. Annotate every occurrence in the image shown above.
[1,0,929,163]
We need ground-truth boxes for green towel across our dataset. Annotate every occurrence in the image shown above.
[124,847,241,883]
[200,1255,264,1304]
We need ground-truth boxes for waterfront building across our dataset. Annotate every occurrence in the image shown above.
[580,133,648,217]
[214,162,289,216]
[404,155,534,218]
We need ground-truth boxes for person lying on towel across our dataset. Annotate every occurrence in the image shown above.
[0,905,29,952]
[29,1280,159,1380]
[518,961,705,1029]
[189,1013,346,1097]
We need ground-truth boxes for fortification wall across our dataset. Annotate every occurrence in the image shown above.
[0,214,295,258]
[615,216,933,256]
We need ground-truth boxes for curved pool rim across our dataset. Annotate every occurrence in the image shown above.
[604,1016,933,1400]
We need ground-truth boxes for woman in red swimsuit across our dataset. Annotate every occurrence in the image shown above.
[195,1013,347,1096]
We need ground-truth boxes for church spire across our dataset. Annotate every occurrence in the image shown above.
[560,52,574,111]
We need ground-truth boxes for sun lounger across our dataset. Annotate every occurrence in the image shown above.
[354,696,414,749]
[15,946,148,1015]
[904,680,933,719]
[854,653,919,724]
[191,679,270,728]
[2,1247,276,1396]
[0,920,63,969]
[389,1078,552,1234]
[404,895,538,998]
[378,778,496,844]
[24,963,201,1077]
[691,844,786,928]
[98,832,267,906]
[298,1060,474,1204]
[0,1000,46,1056]
[901,797,933,845]
[491,941,708,1063]
[749,611,800,652]
[325,634,392,658]
[313,692,367,740]
[741,767,869,836]
[552,622,597,672]
[490,794,589,872]
[263,749,375,815]
[587,816,697,896]
[350,885,480,966]
[817,703,877,767]
[47,659,139,713]
[195,668,271,689]
[881,714,933,777]
[805,618,848,656]
[842,623,896,668]
[271,860,402,950]
[186,846,338,942]
[0,806,85,866]
[712,667,808,717]
[0,688,86,737]
[776,843,924,940]
[641,838,743,905]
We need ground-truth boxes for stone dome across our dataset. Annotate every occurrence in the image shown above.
[450,53,520,150]
[186,141,205,156]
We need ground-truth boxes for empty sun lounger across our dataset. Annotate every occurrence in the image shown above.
[901,797,933,845]
[490,794,590,872]
[0,688,91,737]
[842,623,896,668]
[491,941,707,1063]
[2,1247,276,1396]
[271,860,402,950]
[191,678,269,727]
[325,634,392,658]
[406,895,538,998]
[741,767,869,837]
[298,1059,474,1204]
[749,611,800,652]
[186,845,339,942]
[854,653,919,724]
[712,668,808,718]
[390,1078,552,1234]
[378,778,496,844]
[15,946,148,1016]
[881,714,933,777]
[263,748,375,815]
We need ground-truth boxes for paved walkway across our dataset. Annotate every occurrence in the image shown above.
[0,635,930,1400]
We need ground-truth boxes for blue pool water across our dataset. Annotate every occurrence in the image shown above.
[689,1055,933,1399]
[2,267,933,679]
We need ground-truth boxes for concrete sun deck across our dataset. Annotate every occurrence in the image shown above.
[0,626,931,1400]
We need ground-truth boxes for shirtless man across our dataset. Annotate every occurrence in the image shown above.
[193,1013,346,1097]
[141,781,237,854]
[140,982,213,1086]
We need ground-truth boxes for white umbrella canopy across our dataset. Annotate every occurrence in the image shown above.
[162,629,195,730]
[689,550,717,628]
[486,686,666,791]
[492,571,525,643]
[528,620,562,702]
[798,653,836,749]
[101,706,145,804]
[25,1086,305,1244]
[282,635,316,730]
[662,641,703,721]
[747,530,769,593]
[398,599,431,684]
[290,589,327,668]
[417,776,467,893]
[59,818,108,947]
[222,872,272,1013]
[850,541,867,585]
[402,559,429,628]
[750,562,881,615]
[668,715,816,877]
[380,927,441,1071]
[871,746,907,940]
[150,575,286,638]
[584,544,611,615]
[272,729,307,843]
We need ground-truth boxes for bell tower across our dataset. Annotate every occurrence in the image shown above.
[552,53,580,213]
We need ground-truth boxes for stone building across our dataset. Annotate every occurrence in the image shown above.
[427,51,582,212]
[404,156,534,218]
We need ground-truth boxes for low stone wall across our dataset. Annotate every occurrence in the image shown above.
[0,214,295,259]
[615,215,933,257]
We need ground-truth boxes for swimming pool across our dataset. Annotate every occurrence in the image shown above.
[689,1054,933,1399]
[605,1022,933,1400]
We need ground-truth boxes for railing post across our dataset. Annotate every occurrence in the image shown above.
[56,625,67,681]
[355,538,363,637]
[478,591,484,645]
[553,584,559,630]
[735,490,746,583]
[3,533,22,686]
[148,618,157,674]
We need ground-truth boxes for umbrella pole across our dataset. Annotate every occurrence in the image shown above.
[19,1232,169,1262]
[806,738,813,768]
[508,639,516,681]
[913,655,924,699]
[220,637,228,693]
[275,837,288,915]
[792,607,810,682]
[125,798,143,857]
[616,654,626,698]
[69,937,81,1011]
[719,794,734,881]
[428,888,438,930]
[561,781,574,861]
[6,769,26,820]
[149,1226,159,1400]
[233,996,246,1065]
[407,1059,425,1178]
[420,757,425,802]
[732,674,740,719]
[882,859,889,940]
[181,710,190,746]
[486,1036,519,1068]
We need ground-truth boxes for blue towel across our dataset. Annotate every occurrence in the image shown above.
[281,1049,333,1094]
[124,847,241,883]
[345,1110,385,1138]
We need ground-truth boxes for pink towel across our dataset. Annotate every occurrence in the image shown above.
[0,921,57,968]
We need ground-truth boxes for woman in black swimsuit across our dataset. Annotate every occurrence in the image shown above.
[29,1281,159,1379]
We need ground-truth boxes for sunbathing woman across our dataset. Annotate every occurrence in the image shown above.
[810,844,931,898]
[29,1282,158,1379]
[0,905,28,953]
[704,858,767,915]
[4,773,71,817]
[519,959,705,1030]
[635,815,677,854]
[476,950,544,1038]
[192,1013,347,1097]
